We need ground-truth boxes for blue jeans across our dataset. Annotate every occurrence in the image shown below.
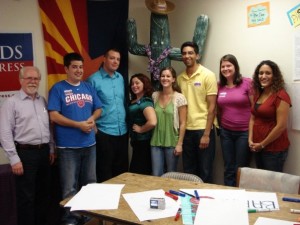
[182,129,215,183]
[151,146,179,176]
[255,150,288,172]
[58,145,96,224]
[220,128,251,186]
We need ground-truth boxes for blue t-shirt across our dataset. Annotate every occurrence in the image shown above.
[86,68,127,136]
[48,80,102,147]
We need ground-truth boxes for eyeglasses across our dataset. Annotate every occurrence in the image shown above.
[21,77,41,82]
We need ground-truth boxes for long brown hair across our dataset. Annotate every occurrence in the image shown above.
[158,66,181,93]
[219,54,243,87]
[129,73,153,100]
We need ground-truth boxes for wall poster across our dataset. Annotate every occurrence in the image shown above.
[0,33,34,107]
[247,2,270,28]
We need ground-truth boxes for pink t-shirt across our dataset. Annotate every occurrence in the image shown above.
[217,77,252,131]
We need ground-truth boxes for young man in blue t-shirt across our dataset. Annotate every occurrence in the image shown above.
[48,52,102,225]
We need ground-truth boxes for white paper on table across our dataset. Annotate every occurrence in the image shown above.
[65,183,125,211]
[180,189,279,211]
[194,198,249,225]
[246,192,279,210]
[254,217,296,225]
[122,189,180,221]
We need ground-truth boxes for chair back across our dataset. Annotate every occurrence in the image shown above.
[161,172,203,183]
[237,167,300,194]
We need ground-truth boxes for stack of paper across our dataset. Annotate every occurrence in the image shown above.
[65,183,124,211]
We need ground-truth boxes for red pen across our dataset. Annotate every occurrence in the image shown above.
[200,196,215,199]
[174,208,181,221]
[165,191,178,201]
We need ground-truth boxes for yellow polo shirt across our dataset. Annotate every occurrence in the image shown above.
[177,65,217,130]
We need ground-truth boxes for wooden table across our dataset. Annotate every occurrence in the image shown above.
[60,172,300,225]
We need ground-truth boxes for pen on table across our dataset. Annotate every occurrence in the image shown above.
[165,191,178,201]
[282,197,300,203]
[179,190,195,198]
[291,209,300,214]
[174,208,181,221]
[179,190,214,199]
[169,190,185,197]
[194,190,200,200]
[248,209,273,213]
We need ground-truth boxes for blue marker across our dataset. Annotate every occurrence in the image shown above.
[194,190,200,200]
[169,190,185,197]
[282,197,300,203]
[179,190,195,198]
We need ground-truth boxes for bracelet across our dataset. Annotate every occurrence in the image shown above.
[260,144,264,149]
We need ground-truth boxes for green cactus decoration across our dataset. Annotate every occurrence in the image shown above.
[127,0,209,90]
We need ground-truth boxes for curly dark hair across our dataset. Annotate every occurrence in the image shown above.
[158,66,181,93]
[219,54,243,87]
[252,60,285,94]
[129,73,153,100]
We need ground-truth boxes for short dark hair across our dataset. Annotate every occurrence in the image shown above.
[64,52,84,67]
[104,48,121,57]
[180,41,199,54]
[219,54,243,87]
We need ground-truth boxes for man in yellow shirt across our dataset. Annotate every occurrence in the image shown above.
[177,41,218,183]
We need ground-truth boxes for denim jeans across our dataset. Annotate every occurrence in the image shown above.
[151,146,179,176]
[58,145,96,224]
[255,150,288,172]
[220,128,251,186]
[182,129,215,183]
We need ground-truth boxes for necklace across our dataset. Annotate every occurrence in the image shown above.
[152,17,166,39]
[158,92,173,110]
[257,91,272,104]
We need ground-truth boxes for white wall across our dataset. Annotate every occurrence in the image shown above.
[0,0,47,165]
[128,0,300,183]
[0,0,299,183]
[0,0,47,96]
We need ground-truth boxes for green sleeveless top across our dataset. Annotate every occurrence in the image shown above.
[150,101,178,147]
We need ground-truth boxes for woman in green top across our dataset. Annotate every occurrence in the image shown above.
[151,67,187,176]
[128,73,157,175]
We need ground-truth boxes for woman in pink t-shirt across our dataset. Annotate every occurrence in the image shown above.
[249,60,291,172]
[217,54,253,186]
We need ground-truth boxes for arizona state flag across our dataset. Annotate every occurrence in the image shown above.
[38,0,128,90]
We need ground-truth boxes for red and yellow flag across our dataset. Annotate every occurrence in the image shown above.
[38,0,104,90]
